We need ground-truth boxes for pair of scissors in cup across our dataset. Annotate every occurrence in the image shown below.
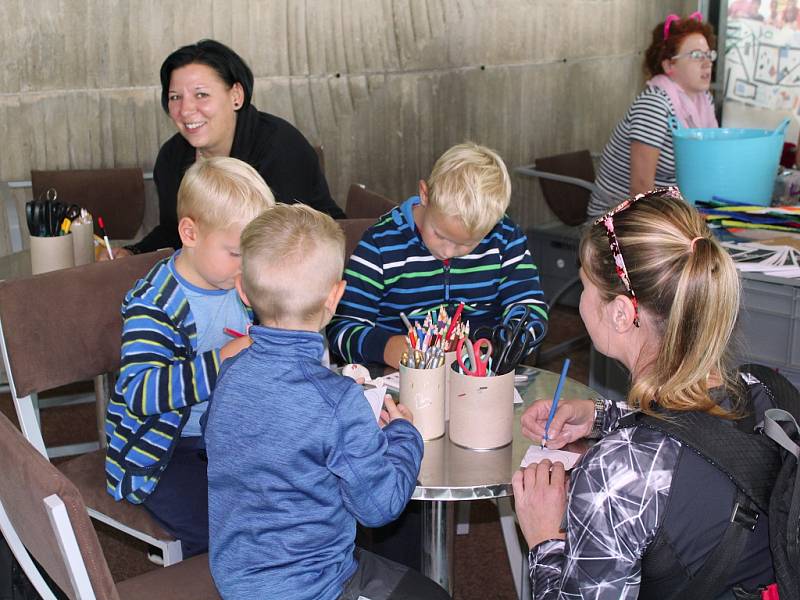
[456,337,492,377]
[473,304,547,376]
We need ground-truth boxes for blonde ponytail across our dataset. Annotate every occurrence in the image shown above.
[581,194,741,416]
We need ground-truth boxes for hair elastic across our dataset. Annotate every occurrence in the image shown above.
[663,11,703,40]
[690,236,703,252]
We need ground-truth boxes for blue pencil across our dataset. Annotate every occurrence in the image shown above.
[542,358,571,448]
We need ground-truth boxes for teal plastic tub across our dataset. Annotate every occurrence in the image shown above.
[670,117,789,206]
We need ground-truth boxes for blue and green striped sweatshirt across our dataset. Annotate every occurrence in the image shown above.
[327,196,548,364]
[104,255,252,503]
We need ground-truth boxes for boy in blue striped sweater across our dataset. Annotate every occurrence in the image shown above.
[328,141,548,369]
[104,157,274,558]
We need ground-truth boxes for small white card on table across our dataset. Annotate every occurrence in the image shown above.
[520,446,582,470]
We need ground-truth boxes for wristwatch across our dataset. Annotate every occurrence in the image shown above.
[589,397,606,439]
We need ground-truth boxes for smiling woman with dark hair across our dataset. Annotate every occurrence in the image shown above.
[109,39,344,258]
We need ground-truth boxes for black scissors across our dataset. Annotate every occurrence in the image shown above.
[25,193,71,237]
[472,304,547,375]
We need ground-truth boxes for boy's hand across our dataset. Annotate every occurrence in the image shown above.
[383,335,408,369]
[379,394,413,428]
[219,335,252,362]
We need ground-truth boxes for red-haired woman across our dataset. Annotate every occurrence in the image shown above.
[587,14,719,218]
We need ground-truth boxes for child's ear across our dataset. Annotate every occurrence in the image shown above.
[324,280,347,316]
[234,275,251,307]
[418,180,429,206]
[178,217,200,248]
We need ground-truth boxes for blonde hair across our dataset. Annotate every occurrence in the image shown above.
[580,193,741,417]
[240,204,345,323]
[426,142,511,236]
[177,156,275,231]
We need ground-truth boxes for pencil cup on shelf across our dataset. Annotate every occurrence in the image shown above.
[448,365,515,450]
[399,362,446,441]
[30,234,75,275]
[70,219,94,266]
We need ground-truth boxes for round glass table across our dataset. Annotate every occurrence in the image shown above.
[408,365,600,594]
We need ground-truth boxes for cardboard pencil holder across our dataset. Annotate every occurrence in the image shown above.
[417,433,446,486]
[399,362,445,440]
[444,350,456,421]
[30,234,75,275]
[70,220,95,266]
[448,366,515,450]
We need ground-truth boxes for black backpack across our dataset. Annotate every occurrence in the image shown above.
[618,364,800,600]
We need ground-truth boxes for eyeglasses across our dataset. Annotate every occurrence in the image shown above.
[592,187,683,328]
[672,49,717,62]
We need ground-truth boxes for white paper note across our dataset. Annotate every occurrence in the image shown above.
[364,385,388,422]
[513,388,523,405]
[376,371,400,391]
[520,445,582,470]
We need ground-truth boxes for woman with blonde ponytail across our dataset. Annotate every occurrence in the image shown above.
[514,189,776,599]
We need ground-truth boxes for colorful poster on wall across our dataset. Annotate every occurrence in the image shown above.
[725,1,800,114]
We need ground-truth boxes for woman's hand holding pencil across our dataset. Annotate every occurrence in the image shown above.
[520,396,597,450]
[519,359,599,450]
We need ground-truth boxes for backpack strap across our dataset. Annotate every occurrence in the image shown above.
[629,410,780,513]
[764,408,800,459]
[668,490,761,600]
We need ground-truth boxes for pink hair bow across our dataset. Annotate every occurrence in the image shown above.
[663,11,703,40]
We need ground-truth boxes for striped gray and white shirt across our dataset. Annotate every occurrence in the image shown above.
[588,87,713,218]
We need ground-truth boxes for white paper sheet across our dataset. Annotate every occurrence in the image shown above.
[363,385,388,422]
[520,445,582,470]
[513,387,523,405]
[376,371,400,391]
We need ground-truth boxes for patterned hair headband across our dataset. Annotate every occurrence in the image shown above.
[592,187,683,328]
[663,11,703,40]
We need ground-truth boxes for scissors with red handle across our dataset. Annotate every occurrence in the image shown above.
[456,337,493,377]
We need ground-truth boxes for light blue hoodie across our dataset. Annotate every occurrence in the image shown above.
[205,325,423,599]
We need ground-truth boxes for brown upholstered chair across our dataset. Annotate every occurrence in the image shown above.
[30,169,146,240]
[513,150,596,226]
[344,184,396,220]
[0,410,219,599]
[340,218,375,261]
[0,249,184,566]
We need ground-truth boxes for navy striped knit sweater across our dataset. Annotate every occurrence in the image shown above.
[327,196,548,364]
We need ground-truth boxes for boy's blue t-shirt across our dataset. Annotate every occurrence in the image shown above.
[169,254,250,437]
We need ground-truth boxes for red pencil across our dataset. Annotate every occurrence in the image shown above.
[445,301,465,341]
[223,327,245,338]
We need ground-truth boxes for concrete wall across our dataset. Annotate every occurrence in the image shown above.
[1,0,695,253]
